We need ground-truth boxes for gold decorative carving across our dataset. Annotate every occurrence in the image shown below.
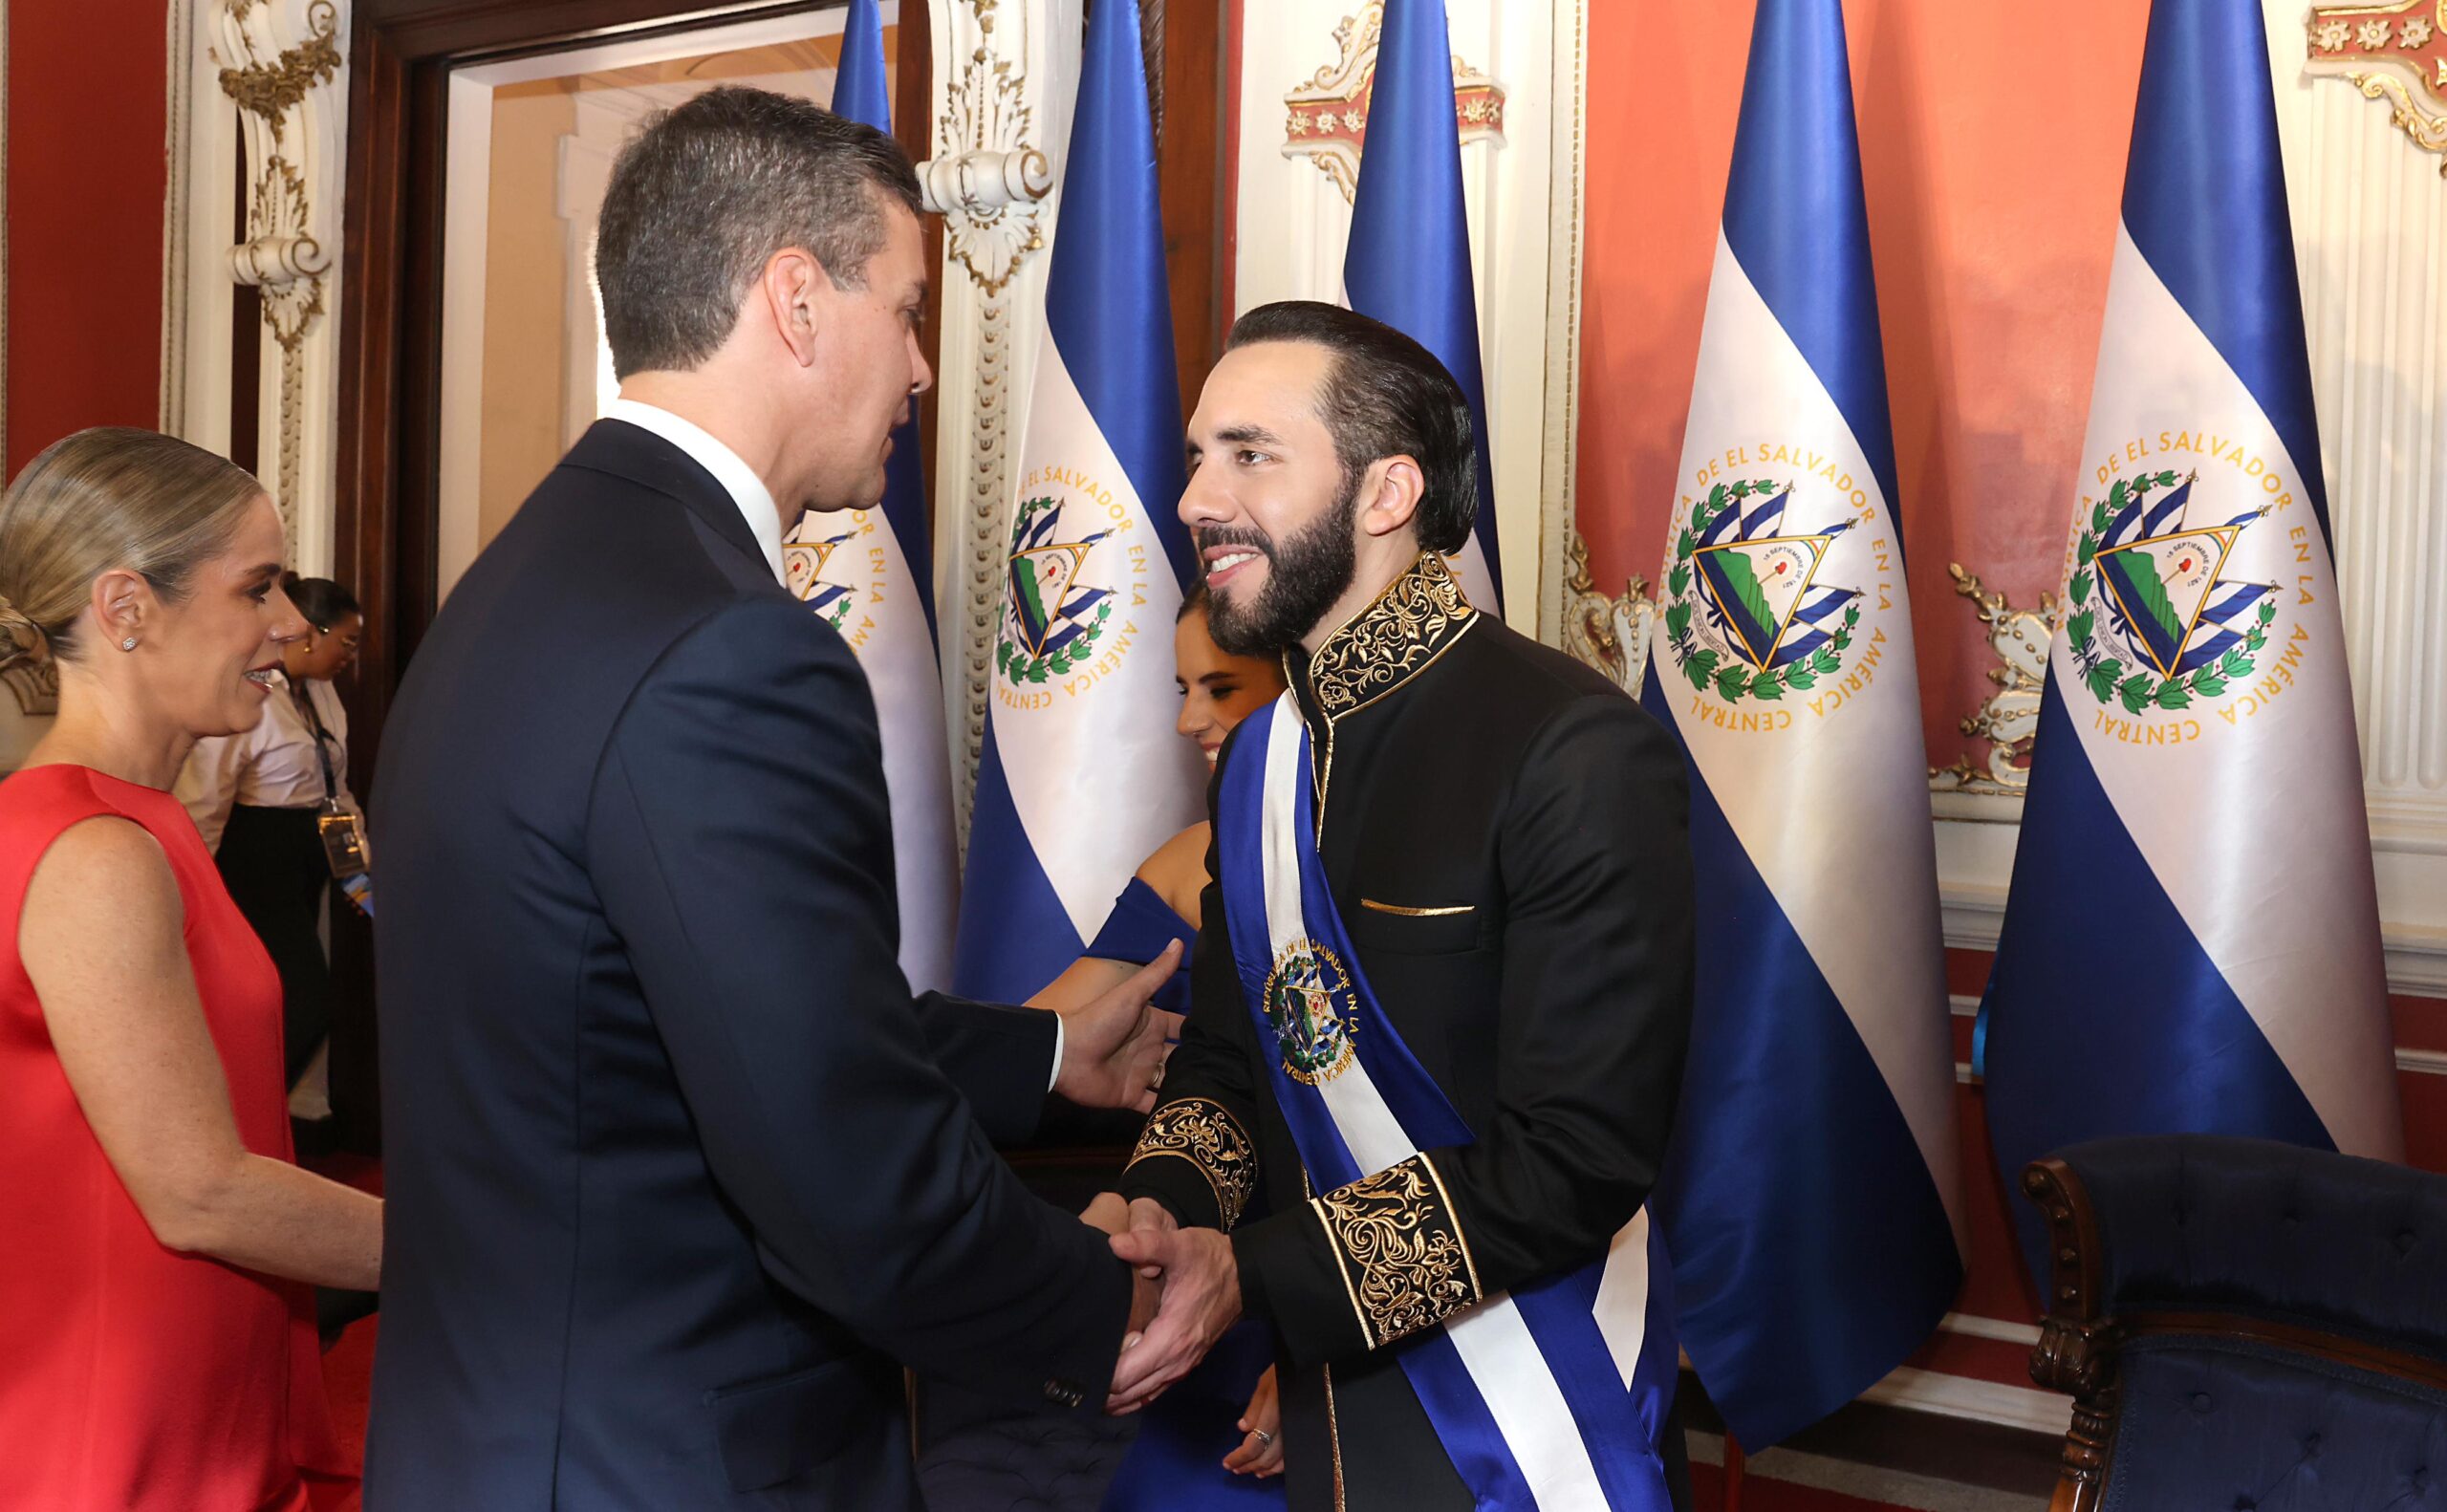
[1128,1097,1259,1229]
[215,5,338,140]
[1282,4,1506,204]
[1558,526,1651,696]
[241,155,326,354]
[215,0,341,550]
[2350,72,2447,170]
[1310,1154,1481,1350]
[1536,0,1591,648]
[933,29,1046,294]
[1928,564,2061,796]
[2307,1,2447,172]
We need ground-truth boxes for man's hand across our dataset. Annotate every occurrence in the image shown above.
[1052,941,1184,1112]
[1106,1224,1241,1413]
[1127,1196,1179,1240]
[1080,1191,1131,1238]
[1223,1366,1283,1478]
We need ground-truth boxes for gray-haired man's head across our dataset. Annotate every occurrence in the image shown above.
[595,85,932,515]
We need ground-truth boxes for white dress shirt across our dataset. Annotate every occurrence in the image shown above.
[178,673,357,853]
[600,398,790,589]
[596,398,1068,1087]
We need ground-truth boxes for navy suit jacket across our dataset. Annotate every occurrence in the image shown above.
[365,421,1131,1509]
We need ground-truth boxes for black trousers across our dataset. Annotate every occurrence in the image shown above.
[215,803,332,1090]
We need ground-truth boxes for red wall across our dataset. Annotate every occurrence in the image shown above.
[1576,0,2152,769]
[6,0,171,480]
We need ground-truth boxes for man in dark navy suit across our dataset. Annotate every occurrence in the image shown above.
[366,88,1174,1509]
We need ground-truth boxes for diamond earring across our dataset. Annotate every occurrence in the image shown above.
[121,637,138,652]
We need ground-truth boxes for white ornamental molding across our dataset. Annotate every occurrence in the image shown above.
[2305,0,2447,173]
[1236,0,1564,625]
[923,0,1080,846]
[214,0,348,561]
[1537,0,1588,648]
[1281,3,1505,205]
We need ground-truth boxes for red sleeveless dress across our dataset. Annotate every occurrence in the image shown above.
[0,765,349,1510]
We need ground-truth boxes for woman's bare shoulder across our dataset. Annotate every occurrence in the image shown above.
[1135,820,1213,927]
[23,815,181,935]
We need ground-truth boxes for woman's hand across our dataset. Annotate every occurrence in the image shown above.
[1223,1365,1284,1478]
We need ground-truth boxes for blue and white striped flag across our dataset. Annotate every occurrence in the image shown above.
[1981,0,2403,1242]
[949,0,1202,1003]
[1345,0,1502,614]
[786,0,959,991]
[1637,0,1963,1448]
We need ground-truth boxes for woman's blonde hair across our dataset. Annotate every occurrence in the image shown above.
[0,427,268,668]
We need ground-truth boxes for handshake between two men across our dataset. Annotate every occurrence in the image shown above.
[1038,937,1283,1478]
[1080,1192,1281,1478]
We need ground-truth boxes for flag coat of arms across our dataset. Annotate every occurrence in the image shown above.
[781,0,960,993]
[950,0,1203,1002]
[1637,0,1964,1450]
[1344,0,1503,614]
[1980,0,2404,1238]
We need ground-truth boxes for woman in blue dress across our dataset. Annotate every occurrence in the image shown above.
[1032,585,1288,1502]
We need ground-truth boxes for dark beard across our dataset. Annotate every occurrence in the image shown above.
[1202,476,1361,658]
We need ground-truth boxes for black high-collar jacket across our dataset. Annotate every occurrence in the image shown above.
[1121,552,1698,1511]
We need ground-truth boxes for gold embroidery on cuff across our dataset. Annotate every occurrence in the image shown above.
[1126,1097,1258,1229]
[1309,1154,1481,1350]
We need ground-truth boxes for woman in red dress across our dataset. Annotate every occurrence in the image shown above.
[0,428,381,1510]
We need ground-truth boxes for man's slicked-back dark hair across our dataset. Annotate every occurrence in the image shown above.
[595,85,922,378]
[1222,300,1477,555]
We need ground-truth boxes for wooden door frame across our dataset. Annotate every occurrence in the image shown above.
[335,0,940,772]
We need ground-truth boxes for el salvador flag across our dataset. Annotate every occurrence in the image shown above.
[1637,0,1963,1449]
[784,0,960,992]
[949,0,1202,1003]
[1980,0,2404,1263]
[1345,0,1501,614]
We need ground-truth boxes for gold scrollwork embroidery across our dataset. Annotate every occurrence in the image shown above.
[1302,552,1477,719]
[1310,1154,1480,1350]
[1126,1097,1258,1229]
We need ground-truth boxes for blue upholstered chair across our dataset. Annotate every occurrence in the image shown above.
[2023,1136,2447,1511]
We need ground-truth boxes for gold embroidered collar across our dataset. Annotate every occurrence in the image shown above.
[1289,551,1478,728]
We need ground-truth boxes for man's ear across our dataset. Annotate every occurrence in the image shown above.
[1357,456,1426,540]
[762,248,827,367]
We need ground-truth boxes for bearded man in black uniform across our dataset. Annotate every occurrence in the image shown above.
[1104,301,1698,1511]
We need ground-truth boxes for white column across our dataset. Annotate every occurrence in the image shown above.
[162,0,350,574]
[1229,0,1585,633]
[924,0,1085,845]
[2278,0,2447,993]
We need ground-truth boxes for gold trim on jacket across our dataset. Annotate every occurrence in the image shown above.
[1125,1097,1260,1229]
[1307,1152,1483,1350]
[1286,552,1479,832]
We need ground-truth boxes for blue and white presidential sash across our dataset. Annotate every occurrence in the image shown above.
[1219,693,1678,1510]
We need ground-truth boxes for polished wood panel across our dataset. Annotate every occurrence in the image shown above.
[1154,0,1226,417]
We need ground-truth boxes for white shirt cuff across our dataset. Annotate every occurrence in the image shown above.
[1049,1017,1065,1092]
